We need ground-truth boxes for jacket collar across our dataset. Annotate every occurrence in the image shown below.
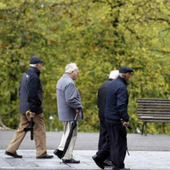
[63,74,75,83]
[117,76,127,86]
[29,67,41,76]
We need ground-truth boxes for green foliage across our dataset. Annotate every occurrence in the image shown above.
[1,0,170,133]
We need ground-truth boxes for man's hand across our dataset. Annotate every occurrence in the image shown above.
[26,110,35,118]
[76,109,81,114]
[29,112,35,118]
[123,122,130,127]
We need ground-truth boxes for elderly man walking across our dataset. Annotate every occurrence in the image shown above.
[5,57,53,159]
[93,66,133,170]
[97,70,119,166]
[54,63,83,164]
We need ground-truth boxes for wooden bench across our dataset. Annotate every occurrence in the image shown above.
[137,98,170,135]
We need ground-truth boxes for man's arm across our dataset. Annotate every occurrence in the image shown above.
[27,77,40,113]
[117,87,130,122]
[65,83,82,110]
[97,89,100,108]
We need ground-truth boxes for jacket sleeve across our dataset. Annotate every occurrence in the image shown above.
[65,83,82,110]
[27,76,40,113]
[97,89,100,108]
[117,87,130,121]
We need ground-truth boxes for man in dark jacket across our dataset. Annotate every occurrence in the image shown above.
[5,57,53,159]
[97,70,119,166]
[93,66,133,170]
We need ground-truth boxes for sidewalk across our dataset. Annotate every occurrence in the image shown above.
[1,150,170,170]
[0,131,170,170]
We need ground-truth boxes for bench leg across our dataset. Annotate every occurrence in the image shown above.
[144,122,147,136]
[141,122,144,135]
[141,122,147,136]
[162,123,165,133]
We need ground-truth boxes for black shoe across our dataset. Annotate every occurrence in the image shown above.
[62,159,80,164]
[103,159,113,166]
[54,149,63,159]
[112,167,130,170]
[92,154,104,169]
[36,155,53,159]
[5,151,22,158]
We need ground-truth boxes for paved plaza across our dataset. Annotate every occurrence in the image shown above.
[0,131,170,170]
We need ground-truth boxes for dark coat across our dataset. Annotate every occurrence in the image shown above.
[105,76,130,122]
[19,67,43,114]
[97,79,113,120]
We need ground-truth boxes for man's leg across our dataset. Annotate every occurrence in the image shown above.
[58,121,78,160]
[33,113,47,157]
[63,122,77,160]
[92,124,110,169]
[6,115,29,153]
[98,119,108,150]
[6,115,29,157]
[107,123,127,169]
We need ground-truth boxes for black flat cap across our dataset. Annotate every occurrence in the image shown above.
[119,66,133,73]
[30,57,44,64]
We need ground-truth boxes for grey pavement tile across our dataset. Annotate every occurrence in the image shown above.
[5,158,38,167]
[0,158,12,167]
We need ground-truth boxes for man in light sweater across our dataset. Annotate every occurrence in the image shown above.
[54,63,83,164]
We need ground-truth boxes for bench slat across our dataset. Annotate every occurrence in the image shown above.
[138,114,170,118]
[138,106,170,109]
[137,98,170,102]
[137,103,170,105]
[138,108,170,111]
[137,111,170,115]
[138,119,170,122]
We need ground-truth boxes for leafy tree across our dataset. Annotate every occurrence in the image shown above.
[1,0,170,133]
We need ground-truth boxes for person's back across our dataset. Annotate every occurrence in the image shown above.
[97,70,119,120]
[97,80,111,120]
[56,74,82,121]
[105,76,129,122]
[20,67,43,115]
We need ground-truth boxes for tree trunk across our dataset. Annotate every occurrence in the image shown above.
[0,117,10,130]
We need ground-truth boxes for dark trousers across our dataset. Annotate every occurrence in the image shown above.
[97,119,110,160]
[97,122,127,169]
[107,122,127,169]
[98,119,108,150]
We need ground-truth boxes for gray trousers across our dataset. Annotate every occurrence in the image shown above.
[58,121,78,159]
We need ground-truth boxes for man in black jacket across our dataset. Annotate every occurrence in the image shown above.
[97,70,119,166]
[93,66,133,170]
[5,57,53,159]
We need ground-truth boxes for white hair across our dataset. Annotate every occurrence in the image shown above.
[30,64,36,67]
[65,63,78,73]
[109,70,119,79]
